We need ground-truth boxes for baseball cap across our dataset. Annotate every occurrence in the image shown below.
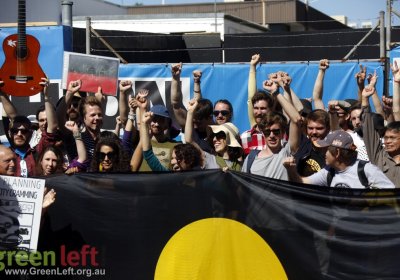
[208,122,241,148]
[314,130,356,150]
[150,105,171,119]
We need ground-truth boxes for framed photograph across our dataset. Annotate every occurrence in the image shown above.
[62,52,120,96]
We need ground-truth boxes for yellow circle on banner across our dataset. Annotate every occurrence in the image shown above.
[154,218,287,280]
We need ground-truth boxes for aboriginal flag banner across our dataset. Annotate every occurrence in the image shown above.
[36,171,400,279]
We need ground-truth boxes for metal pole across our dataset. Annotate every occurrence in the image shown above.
[86,17,91,55]
[342,20,380,61]
[386,0,392,52]
[262,0,266,26]
[214,0,217,33]
[380,11,385,60]
[61,1,73,27]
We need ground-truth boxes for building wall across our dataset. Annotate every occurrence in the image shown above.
[127,1,297,25]
[0,0,126,25]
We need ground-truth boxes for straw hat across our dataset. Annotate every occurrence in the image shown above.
[208,122,241,148]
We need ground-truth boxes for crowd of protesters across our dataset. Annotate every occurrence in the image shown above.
[0,55,398,189]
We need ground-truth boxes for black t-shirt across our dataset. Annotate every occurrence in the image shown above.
[294,134,326,177]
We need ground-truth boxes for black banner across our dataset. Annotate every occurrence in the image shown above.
[21,171,400,279]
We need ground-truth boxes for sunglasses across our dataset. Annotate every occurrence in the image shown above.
[264,129,281,136]
[98,152,116,161]
[10,128,30,135]
[71,100,80,108]
[212,131,226,139]
[213,110,230,117]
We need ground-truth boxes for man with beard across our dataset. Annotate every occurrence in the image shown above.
[56,80,83,161]
[240,92,273,155]
[241,54,273,155]
[133,91,180,171]
[4,79,59,177]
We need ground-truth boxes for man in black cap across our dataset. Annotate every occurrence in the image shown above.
[284,130,394,188]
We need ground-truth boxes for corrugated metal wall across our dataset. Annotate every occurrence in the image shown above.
[127,0,297,25]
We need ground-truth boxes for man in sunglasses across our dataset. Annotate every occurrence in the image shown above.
[242,88,302,180]
[213,100,233,125]
[4,79,59,177]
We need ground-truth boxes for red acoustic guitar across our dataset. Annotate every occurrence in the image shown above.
[0,0,45,97]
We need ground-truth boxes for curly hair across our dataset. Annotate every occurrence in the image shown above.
[90,132,130,172]
[173,143,202,170]
[36,146,64,176]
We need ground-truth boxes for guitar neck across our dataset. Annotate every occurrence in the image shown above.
[17,0,27,59]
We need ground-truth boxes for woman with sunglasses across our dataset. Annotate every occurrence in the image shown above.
[186,99,243,171]
[90,131,130,173]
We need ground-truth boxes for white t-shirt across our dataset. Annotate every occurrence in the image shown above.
[307,160,395,189]
[241,142,291,180]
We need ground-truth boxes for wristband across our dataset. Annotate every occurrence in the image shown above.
[128,113,136,121]
[394,80,400,83]
[73,131,82,140]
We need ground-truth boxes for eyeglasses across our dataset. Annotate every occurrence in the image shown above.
[10,128,30,135]
[263,129,281,136]
[98,152,116,161]
[213,110,230,117]
[383,136,400,142]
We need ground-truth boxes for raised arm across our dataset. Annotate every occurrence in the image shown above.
[312,59,329,110]
[40,77,58,134]
[57,80,81,128]
[327,100,340,131]
[118,80,133,126]
[391,61,400,121]
[65,121,87,163]
[170,63,187,129]
[0,80,18,119]
[280,71,304,113]
[193,70,202,101]
[248,54,260,127]
[94,86,107,112]
[367,71,384,118]
[355,65,366,102]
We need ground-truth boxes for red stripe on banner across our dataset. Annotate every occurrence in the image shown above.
[66,72,118,96]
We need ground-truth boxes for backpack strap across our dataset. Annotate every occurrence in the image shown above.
[246,149,261,173]
[357,160,369,188]
[327,167,335,187]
